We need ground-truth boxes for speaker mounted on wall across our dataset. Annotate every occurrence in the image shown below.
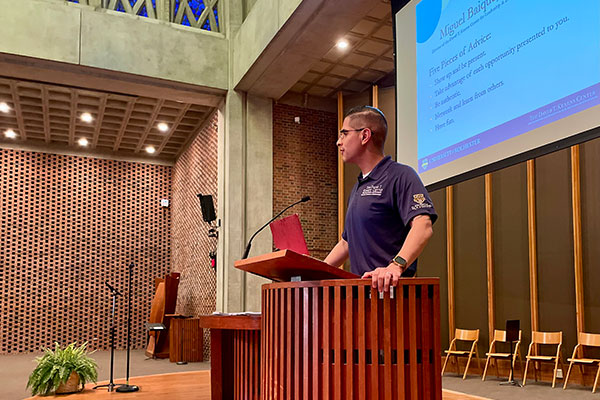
[196,194,216,223]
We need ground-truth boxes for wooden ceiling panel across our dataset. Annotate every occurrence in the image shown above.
[288,0,394,100]
[0,77,214,162]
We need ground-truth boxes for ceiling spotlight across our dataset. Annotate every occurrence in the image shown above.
[146,145,156,154]
[0,102,10,113]
[78,137,89,147]
[80,112,93,123]
[4,129,17,139]
[336,39,349,50]
[157,122,169,132]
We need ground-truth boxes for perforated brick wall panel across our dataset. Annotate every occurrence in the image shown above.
[0,149,171,354]
[273,104,339,260]
[172,113,218,361]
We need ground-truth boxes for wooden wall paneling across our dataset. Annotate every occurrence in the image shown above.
[570,145,585,333]
[418,189,448,350]
[446,186,455,341]
[337,92,344,238]
[454,176,489,347]
[580,137,600,333]
[485,173,495,343]
[372,85,379,108]
[492,163,531,346]
[527,159,539,332]
[535,149,577,353]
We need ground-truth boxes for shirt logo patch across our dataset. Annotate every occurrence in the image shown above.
[413,193,426,204]
[411,193,433,210]
[361,185,384,196]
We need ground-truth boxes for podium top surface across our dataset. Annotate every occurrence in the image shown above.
[234,249,358,282]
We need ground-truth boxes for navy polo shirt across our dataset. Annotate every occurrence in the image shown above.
[342,156,437,276]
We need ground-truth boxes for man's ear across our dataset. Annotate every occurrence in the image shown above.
[361,128,372,145]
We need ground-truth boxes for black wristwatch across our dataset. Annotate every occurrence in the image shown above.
[392,255,407,267]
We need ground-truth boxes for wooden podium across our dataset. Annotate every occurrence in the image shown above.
[225,250,441,399]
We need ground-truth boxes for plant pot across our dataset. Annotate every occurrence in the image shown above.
[55,371,81,394]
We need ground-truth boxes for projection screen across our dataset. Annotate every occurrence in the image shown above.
[394,0,600,188]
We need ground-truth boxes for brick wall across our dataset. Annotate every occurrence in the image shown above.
[0,149,171,353]
[273,104,339,260]
[172,113,218,361]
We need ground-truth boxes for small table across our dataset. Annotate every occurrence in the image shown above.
[198,314,261,400]
[169,317,204,363]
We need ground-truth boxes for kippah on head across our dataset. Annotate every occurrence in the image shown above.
[344,106,388,151]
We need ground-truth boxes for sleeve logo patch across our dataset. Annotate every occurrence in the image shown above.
[411,193,433,210]
[413,193,426,204]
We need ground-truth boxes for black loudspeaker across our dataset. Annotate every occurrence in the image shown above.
[506,319,520,342]
[197,194,216,222]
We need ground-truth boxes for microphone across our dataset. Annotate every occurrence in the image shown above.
[105,281,122,296]
[242,196,311,259]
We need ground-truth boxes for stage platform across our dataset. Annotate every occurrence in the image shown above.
[24,370,487,400]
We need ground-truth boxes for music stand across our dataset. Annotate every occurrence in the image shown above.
[500,319,522,387]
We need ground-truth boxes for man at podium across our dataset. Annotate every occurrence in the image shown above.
[324,106,437,292]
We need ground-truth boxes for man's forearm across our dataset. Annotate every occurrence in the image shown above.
[324,239,349,267]
[396,216,433,266]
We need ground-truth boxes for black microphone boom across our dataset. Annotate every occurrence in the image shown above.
[241,196,311,259]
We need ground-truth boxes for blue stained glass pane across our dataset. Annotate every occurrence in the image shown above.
[182,14,191,26]
[67,0,79,3]
[188,0,206,17]
[116,1,126,12]
[202,19,211,31]
[140,5,148,16]
[213,7,219,29]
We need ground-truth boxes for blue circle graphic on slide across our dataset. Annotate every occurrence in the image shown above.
[416,0,442,43]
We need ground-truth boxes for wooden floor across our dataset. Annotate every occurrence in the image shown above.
[25,370,488,399]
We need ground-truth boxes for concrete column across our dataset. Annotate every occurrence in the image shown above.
[216,91,272,313]
[244,94,272,311]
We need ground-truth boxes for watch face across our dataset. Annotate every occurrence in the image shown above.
[394,255,407,266]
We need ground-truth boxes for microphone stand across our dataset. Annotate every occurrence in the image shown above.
[94,282,125,392]
[116,263,139,392]
[242,196,310,259]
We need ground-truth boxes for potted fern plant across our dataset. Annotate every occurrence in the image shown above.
[27,342,98,396]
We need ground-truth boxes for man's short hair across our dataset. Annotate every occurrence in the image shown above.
[345,106,388,151]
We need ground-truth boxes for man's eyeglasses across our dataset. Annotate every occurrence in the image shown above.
[338,128,365,139]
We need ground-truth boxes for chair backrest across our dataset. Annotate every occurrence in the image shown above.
[578,332,600,347]
[531,331,562,345]
[494,329,522,342]
[455,328,479,341]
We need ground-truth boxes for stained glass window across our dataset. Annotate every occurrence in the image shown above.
[65,0,219,32]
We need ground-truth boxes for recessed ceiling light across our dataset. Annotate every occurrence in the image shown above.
[0,102,10,113]
[4,129,16,139]
[80,112,93,123]
[78,137,89,147]
[157,122,169,132]
[336,39,349,50]
[146,146,156,154]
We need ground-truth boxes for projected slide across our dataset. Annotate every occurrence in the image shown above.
[415,0,600,173]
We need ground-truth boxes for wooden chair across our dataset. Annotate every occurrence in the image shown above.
[523,331,565,388]
[442,328,481,379]
[482,329,523,381]
[563,332,600,393]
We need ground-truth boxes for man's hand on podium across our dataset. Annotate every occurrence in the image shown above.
[362,263,404,293]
